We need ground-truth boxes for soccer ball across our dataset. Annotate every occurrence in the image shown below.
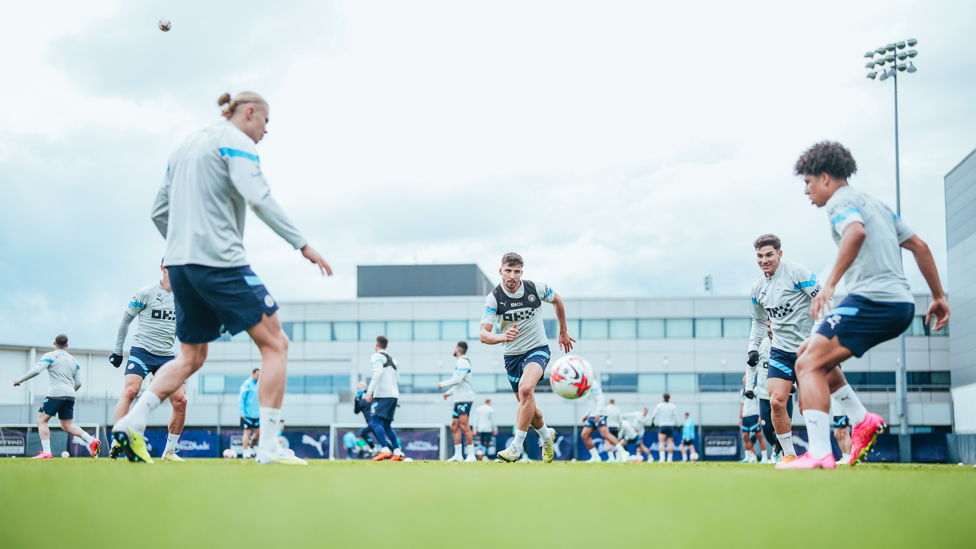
[549,355,593,399]
[61,451,70,458]
[222,448,237,459]
[158,19,172,32]
[690,451,699,462]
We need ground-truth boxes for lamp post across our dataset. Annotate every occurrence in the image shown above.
[864,39,918,440]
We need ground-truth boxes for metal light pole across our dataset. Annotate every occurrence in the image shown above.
[864,39,918,439]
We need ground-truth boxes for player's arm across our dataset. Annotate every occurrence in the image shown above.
[443,387,454,400]
[238,384,249,417]
[365,355,383,401]
[438,361,467,390]
[150,166,172,238]
[793,264,832,332]
[111,292,145,367]
[73,364,82,391]
[13,357,51,386]
[813,203,867,319]
[901,234,950,331]
[548,292,575,353]
[747,291,767,362]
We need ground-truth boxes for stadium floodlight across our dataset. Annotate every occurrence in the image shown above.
[885,54,895,63]
[896,41,906,49]
[907,49,918,58]
[865,51,875,58]
[897,51,908,61]
[907,38,918,46]
[876,46,886,55]
[867,72,878,79]
[897,63,907,72]
[866,61,876,68]
[886,43,895,51]
[907,62,917,73]
[876,58,886,66]
[879,70,890,81]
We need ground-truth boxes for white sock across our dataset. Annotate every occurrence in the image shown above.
[588,447,601,460]
[126,391,161,432]
[465,444,474,457]
[615,443,626,454]
[393,447,404,456]
[258,407,281,453]
[513,430,527,452]
[777,433,796,457]
[454,444,462,457]
[607,449,615,460]
[832,385,868,425]
[535,422,552,443]
[667,452,673,462]
[41,439,51,455]
[77,431,93,444]
[803,409,832,459]
[164,433,180,454]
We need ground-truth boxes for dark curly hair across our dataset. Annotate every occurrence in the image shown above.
[794,141,857,179]
[754,233,781,250]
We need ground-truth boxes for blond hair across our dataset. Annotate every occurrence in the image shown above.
[217,91,267,119]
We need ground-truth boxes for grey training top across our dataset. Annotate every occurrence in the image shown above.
[749,261,827,354]
[17,349,82,399]
[114,282,176,356]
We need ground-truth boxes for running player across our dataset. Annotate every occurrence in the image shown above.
[366,336,405,462]
[748,318,790,462]
[13,335,99,458]
[780,141,949,469]
[239,369,260,459]
[479,253,572,463]
[748,233,828,465]
[650,393,679,462]
[107,261,187,461]
[738,374,765,463]
[439,341,476,462]
[830,395,852,465]
[353,381,377,455]
[580,377,627,462]
[605,399,622,440]
[678,412,696,461]
[113,91,332,465]
[619,408,652,461]
[471,398,497,454]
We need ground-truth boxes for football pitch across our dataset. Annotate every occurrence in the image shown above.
[1,460,972,548]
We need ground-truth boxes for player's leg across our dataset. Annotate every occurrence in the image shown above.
[161,384,187,460]
[581,425,601,461]
[757,428,768,462]
[242,427,253,454]
[60,417,97,457]
[657,432,666,462]
[598,425,626,460]
[459,413,476,462]
[740,430,753,462]
[767,377,796,458]
[111,373,145,458]
[448,417,462,461]
[666,436,675,461]
[35,410,54,457]
[517,362,553,453]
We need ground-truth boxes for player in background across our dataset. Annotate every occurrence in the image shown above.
[239,369,260,459]
[580,376,628,462]
[748,233,828,465]
[780,141,949,469]
[114,92,330,465]
[605,399,622,440]
[365,336,405,462]
[13,335,99,458]
[479,253,572,464]
[679,412,696,462]
[749,319,789,462]
[439,342,476,462]
[738,374,765,463]
[650,393,679,462]
[353,381,377,455]
[620,408,652,461]
[108,260,187,461]
[471,398,497,455]
[831,394,852,465]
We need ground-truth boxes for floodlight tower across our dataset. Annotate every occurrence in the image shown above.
[863,38,918,439]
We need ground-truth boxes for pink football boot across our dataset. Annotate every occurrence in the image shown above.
[775,452,836,470]
[849,412,885,466]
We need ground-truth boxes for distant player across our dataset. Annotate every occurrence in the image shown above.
[678,412,696,461]
[650,393,679,462]
[619,408,652,461]
[605,399,622,440]
[780,141,949,469]
[108,260,187,462]
[738,374,765,463]
[471,398,497,454]
[748,233,828,465]
[365,336,405,462]
[113,91,331,465]
[239,368,260,459]
[13,335,99,458]
[831,395,852,465]
[580,376,627,462]
[353,381,377,455]
[438,341,476,462]
[479,253,573,463]
[748,318,791,462]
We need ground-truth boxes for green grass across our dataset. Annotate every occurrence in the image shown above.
[1,459,972,548]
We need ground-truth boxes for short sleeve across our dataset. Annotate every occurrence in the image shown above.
[481,294,497,326]
[537,282,555,303]
[826,197,864,236]
[893,213,915,244]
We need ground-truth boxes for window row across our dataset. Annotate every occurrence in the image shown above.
[216,316,947,343]
[199,374,352,395]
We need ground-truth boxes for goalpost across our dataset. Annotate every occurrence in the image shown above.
[329,423,447,461]
[0,423,103,456]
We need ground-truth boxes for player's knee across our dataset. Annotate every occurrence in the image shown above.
[517,386,534,402]
[172,396,188,413]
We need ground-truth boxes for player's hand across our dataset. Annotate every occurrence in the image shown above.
[558,330,575,353]
[301,245,333,276]
[436,383,442,390]
[109,353,124,368]
[502,323,519,342]
[746,351,759,366]
[743,390,755,399]
[811,283,834,321]
[240,415,244,420]
[365,391,373,403]
[13,380,20,387]
[492,430,497,436]
[926,296,950,332]
[737,418,742,427]
[442,393,449,400]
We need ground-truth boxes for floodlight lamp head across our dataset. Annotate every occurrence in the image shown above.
[865,61,876,69]
[867,72,877,80]
[885,54,895,63]
[876,58,886,66]
[907,38,918,46]
[864,51,875,58]
[896,41,906,49]
[908,49,918,58]
[879,70,890,81]
[876,47,886,55]
[907,62,917,73]
[886,43,895,52]
[897,51,908,60]
[897,63,907,72]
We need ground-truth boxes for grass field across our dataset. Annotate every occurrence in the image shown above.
[1,459,972,548]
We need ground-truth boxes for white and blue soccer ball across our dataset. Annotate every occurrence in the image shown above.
[549,355,593,400]
[222,448,237,459]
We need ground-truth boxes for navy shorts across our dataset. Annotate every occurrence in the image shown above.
[371,398,398,421]
[584,415,607,429]
[125,346,175,378]
[39,397,74,420]
[741,414,760,433]
[608,427,619,438]
[833,415,850,429]
[681,438,694,446]
[453,402,472,418]
[659,426,674,438]
[479,432,494,448]
[503,346,551,393]
[768,347,798,383]
[167,264,279,344]
[816,295,915,358]
[241,417,259,429]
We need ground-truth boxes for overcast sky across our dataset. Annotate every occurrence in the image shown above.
[1,0,974,349]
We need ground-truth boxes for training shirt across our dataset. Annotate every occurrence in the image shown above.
[472,403,496,433]
[604,403,622,428]
[620,411,649,438]
[746,337,772,400]
[441,356,474,402]
[239,377,259,418]
[749,260,827,353]
[586,378,607,418]
[480,280,555,356]
[151,120,307,268]
[824,186,914,303]
[17,349,82,399]
[114,282,176,356]
[367,352,400,399]
[682,416,695,441]
[740,389,760,417]
[650,401,679,427]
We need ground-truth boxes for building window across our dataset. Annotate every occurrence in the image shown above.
[722,318,751,338]
[694,319,722,338]
[304,376,332,394]
[602,373,638,392]
[412,374,440,393]
[286,376,305,394]
[224,375,248,394]
[666,319,694,338]
[565,319,580,339]
[441,321,468,341]
[471,374,498,394]
[332,322,358,341]
[359,322,385,341]
[638,373,666,393]
[305,322,332,342]
[414,321,440,340]
[697,373,742,392]
[230,331,251,342]
[638,319,665,339]
[665,373,696,393]
[609,319,637,339]
[580,319,608,339]
[468,320,483,340]
[282,322,304,342]
[200,375,225,394]
[386,321,413,341]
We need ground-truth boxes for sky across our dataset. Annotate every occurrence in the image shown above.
[1,0,974,349]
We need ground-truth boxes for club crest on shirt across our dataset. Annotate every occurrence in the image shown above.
[528,294,536,303]
[775,282,783,294]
